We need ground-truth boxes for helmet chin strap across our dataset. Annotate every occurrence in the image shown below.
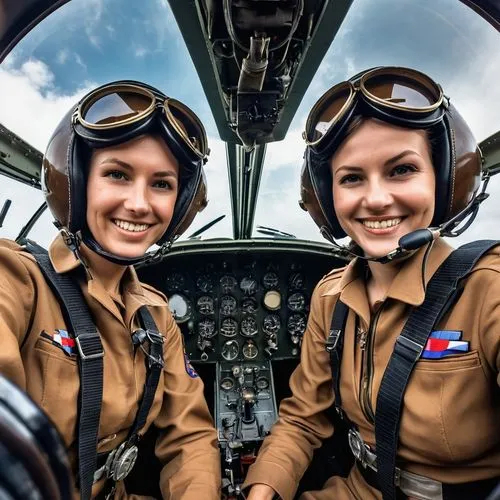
[323,180,490,265]
[76,228,172,267]
[322,226,440,264]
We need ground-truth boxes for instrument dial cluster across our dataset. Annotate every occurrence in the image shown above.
[143,250,345,363]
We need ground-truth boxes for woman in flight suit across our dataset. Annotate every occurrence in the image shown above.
[244,67,500,499]
[0,81,220,499]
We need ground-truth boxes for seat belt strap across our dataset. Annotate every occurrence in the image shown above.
[375,240,499,500]
[25,242,104,500]
[326,300,349,413]
[127,306,164,444]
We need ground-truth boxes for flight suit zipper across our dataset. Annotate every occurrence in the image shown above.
[359,305,384,424]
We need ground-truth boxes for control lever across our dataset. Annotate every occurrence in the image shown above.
[241,386,256,423]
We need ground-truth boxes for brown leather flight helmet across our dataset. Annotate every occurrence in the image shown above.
[300,68,482,241]
[42,80,208,264]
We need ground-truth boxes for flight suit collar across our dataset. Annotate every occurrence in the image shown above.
[321,238,454,326]
[48,234,166,327]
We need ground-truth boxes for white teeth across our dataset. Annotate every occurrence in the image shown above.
[362,217,401,229]
[114,219,150,232]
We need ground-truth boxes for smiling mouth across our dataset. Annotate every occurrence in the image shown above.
[113,219,151,232]
[360,217,403,230]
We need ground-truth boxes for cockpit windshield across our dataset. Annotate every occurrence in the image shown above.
[0,0,498,247]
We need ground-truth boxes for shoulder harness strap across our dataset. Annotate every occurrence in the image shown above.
[326,299,349,416]
[25,241,104,500]
[375,240,499,500]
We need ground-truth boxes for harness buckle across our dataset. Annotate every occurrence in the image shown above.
[75,333,105,360]
[104,442,139,482]
[325,329,341,353]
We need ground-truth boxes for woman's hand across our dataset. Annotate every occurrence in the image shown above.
[246,483,277,500]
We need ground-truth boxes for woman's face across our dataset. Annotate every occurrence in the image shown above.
[331,119,435,259]
[86,134,179,259]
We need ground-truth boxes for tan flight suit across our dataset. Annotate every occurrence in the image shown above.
[244,238,500,499]
[0,235,221,499]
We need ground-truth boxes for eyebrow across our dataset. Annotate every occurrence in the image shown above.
[335,150,422,175]
[100,157,178,178]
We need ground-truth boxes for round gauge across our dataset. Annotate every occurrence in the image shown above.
[220,318,238,337]
[165,272,185,291]
[242,340,259,360]
[220,377,234,391]
[220,295,237,316]
[196,274,213,293]
[289,272,304,290]
[287,292,306,312]
[240,276,258,296]
[198,318,217,338]
[262,272,279,289]
[220,275,237,293]
[242,298,258,314]
[287,313,306,336]
[241,317,258,337]
[221,340,239,361]
[263,314,281,335]
[263,290,281,311]
[256,377,269,390]
[168,294,191,323]
[197,296,214,315]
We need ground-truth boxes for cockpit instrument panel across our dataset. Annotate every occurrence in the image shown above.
[139,243,346,363]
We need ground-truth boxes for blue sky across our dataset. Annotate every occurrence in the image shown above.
[0,0,499,246]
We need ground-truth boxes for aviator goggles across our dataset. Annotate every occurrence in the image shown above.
[73,82,209,163]
[303,67,447,155]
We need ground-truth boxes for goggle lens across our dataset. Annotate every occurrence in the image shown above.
[82,91,153,126]
[363,74,437,108]
[310,85,352,143]
[167,100,207,157]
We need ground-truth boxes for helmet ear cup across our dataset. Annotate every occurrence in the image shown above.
[300,151,346,239]
[157,167,207,245]
[429,119,452,227]
[68,136,89,235]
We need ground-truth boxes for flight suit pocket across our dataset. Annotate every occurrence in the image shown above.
[414,350,480,371]
[402,350,493,463]
[35,336,79,444]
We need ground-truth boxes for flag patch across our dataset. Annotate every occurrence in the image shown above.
[421,330,469,359]
[184,351,198,378]
[41,329,76,357]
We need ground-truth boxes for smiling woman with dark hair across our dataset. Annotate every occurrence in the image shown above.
[244,67,500,500]
[0,81,220,499]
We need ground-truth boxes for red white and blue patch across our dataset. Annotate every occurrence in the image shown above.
[41,329,76,357]
[183,350,199,378]
[421,330,469,360]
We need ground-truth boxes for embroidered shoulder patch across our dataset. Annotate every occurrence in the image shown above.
[184,351,199,378]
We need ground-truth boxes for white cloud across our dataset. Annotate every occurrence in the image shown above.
[56,49,69,65]
[134,46,148,58]
[18,59,54,89]
[0,61,94,151]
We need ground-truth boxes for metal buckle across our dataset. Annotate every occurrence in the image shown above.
[75,333,105,360]
[104,442,139,482]
[395,334,423,361]
[145,330,164,345]
[325,329,341,352]
[348,429,368,467]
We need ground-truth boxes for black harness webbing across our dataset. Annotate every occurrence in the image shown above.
[25,242,164,499]
[325,300,349,414]
[128,309,164,446]
[326,240,499,500]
